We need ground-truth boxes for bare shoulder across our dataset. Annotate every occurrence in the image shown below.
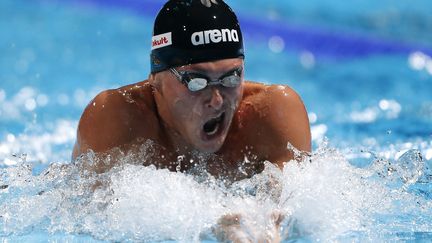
[243,82,303,107]
[73,81,160,160]
[241,82,307,122]
[239,82,311,166]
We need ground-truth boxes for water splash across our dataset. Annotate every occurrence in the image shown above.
[0,141,431,242]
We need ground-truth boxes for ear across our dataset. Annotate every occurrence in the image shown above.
[148,73,157,87]
[149,73,163,95]
[148,73,155,82]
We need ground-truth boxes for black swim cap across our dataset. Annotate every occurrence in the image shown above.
[150,0,245,73]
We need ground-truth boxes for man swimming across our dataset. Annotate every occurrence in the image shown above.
[72,0,311,181]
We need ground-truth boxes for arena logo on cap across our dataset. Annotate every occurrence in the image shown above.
[152,32,172,50]
[191,29,239,46]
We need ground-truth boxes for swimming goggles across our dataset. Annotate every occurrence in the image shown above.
[169,67,242,92]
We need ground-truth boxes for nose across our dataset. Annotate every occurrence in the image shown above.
[207,87,223,110]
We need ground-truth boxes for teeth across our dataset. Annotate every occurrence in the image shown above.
[206,123,219,135]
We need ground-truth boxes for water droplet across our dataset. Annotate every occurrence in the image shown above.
[36,94,49,107]
[268,36,285,53]
[395,149,424,185]
[176,155,185,172]
[300,51,315,69]
[408,51,428,70]
[24,98,37,111]
[6,134,15,143]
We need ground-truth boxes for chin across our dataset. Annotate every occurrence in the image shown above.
[190,129,228,154]
[195,141,224,153]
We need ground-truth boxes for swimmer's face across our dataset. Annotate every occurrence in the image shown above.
[152,58,244,153]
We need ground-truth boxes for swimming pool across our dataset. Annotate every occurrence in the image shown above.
[1,0,432,241]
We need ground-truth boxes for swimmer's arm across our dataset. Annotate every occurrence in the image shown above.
[262,85,311,168]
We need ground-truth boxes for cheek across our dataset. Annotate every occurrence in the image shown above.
[171,94,203,120]
[225,87,243,109]
[163,83,191,110]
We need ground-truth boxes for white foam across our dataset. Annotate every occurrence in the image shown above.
[311,124,327,142]
[0,87,38,121]
[0,141,430,242]
[350,107,379,123]
[0,120,76,165]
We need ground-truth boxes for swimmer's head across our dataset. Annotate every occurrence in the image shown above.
[150,0,245,73]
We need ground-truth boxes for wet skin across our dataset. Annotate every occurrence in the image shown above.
[72,58,311,180]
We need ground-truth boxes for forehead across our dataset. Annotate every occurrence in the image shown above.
[178,58,244,73]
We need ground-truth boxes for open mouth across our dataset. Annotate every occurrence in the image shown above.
[203,112,225,136]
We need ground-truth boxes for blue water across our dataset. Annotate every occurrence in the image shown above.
[1,0,432,242]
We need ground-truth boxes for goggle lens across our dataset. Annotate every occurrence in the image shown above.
[171,68,242,92]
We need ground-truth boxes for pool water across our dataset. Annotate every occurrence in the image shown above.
[1,0,432,242]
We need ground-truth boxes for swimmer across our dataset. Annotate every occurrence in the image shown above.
[72,0,310,240]
[73,0,310,177]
